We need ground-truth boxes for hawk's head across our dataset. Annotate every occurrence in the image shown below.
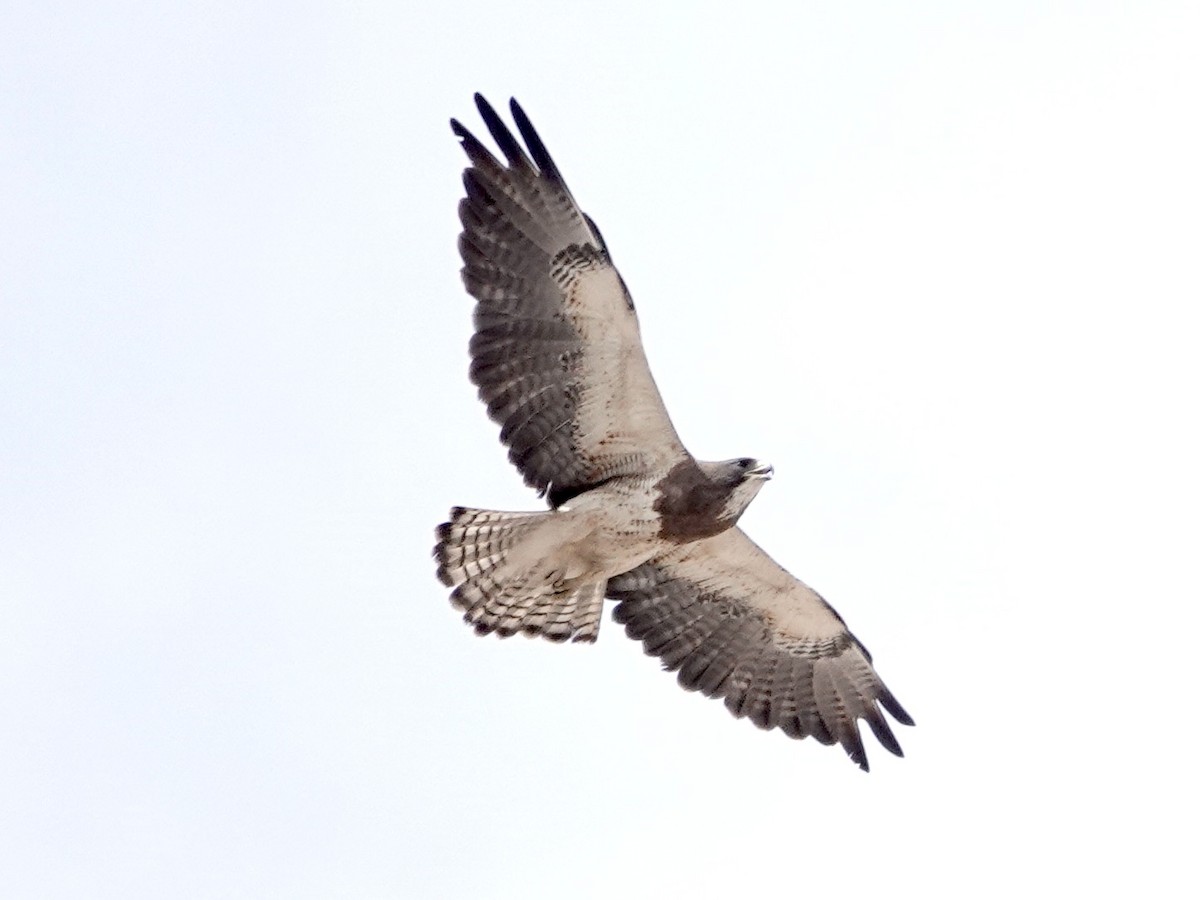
[705,457,773,523]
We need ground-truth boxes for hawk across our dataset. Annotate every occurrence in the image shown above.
[434,94,913,770]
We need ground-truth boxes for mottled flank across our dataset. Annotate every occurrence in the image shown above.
[435,94,913,771]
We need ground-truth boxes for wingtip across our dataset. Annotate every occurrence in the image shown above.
[846,739,871,772]
[508,98,562,183]
[880,687,916,727]
[473,92,500,125]
[842,724,870,772]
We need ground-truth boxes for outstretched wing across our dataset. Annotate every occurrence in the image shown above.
[608,528,914,771]
[452,94,688,507]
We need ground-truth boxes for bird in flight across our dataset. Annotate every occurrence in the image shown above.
[435,94,913,770]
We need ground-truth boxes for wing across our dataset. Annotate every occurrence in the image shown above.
[452,94,688,506]
[608,528,914,771]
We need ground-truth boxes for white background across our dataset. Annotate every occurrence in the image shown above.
[3,2,1198,897]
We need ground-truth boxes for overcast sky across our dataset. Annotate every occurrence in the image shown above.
[3,2,1199,897]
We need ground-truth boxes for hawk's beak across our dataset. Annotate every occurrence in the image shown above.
[748,462,774,480]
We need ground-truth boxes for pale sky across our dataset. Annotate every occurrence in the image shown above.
[3,2,1198,897]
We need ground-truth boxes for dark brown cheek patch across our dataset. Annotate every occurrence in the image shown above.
[654,459,738,543]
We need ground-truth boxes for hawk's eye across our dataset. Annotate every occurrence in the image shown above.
[738,458,752,469]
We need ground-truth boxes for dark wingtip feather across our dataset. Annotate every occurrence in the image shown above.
[879,687,915,727]
[510,97,564,184]
[840,721,870,772]
[864,708,905,758]
[473,92,496,120]
[467,93,534,172]
[452,120,503,175]
[462,169,493,207]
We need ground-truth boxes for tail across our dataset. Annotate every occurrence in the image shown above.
[433,506,606,643]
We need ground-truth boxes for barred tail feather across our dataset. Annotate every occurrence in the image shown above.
[519,580,605,643]
[434,506,546,587]
[433,506,606,643]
